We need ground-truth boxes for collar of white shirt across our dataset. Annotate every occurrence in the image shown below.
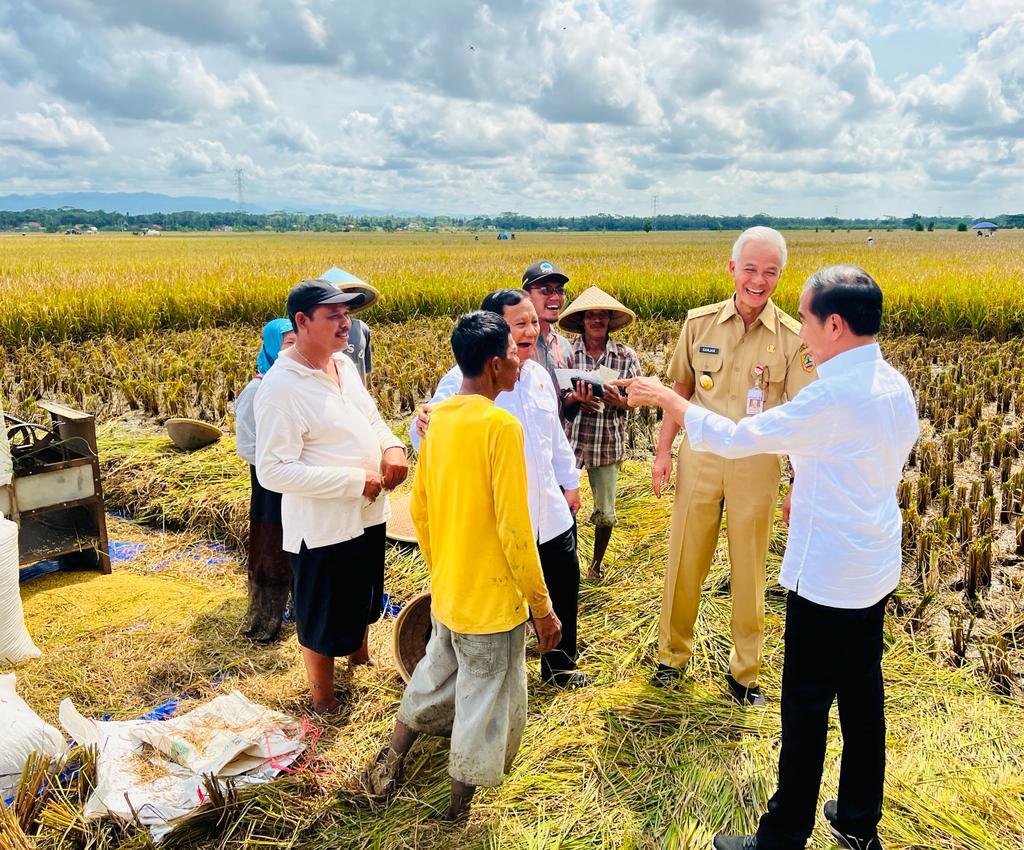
[814,341,882,380]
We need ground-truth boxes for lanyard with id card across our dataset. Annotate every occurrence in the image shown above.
[746,364,766,415]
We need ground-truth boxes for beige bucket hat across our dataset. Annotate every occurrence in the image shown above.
[320,266,380,314]
[165,418,222,451]
[558,285,636,334]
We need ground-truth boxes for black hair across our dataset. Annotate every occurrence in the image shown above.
[804,265,883,336]
[480,288,527,315]
[451,311,512,377]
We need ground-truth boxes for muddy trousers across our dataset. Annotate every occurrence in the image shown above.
[756,592,888,848]
[397,616,528,788]
[658,441,781,686]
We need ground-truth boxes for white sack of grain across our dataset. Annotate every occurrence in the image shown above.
[0,673,68,798]
[0,517,41,664]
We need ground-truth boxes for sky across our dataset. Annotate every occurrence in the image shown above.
[0,0,1021,217]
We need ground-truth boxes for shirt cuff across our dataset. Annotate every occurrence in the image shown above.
[683,404,710,447]
[380,434,405,452]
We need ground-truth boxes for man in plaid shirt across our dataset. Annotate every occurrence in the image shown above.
[559,287,640,579]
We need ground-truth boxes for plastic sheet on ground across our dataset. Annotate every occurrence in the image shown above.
[58,691,305,842]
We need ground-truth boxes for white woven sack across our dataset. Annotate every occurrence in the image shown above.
[0,673,67,795]
[0,517,41,664]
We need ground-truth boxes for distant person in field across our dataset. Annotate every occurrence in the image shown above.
[255,279,408,714]
[650,226,817,703]
[365,311,561,821]
[614,265,918,850]
[412,289,588,688]
[320,266,377,386]
[558,286,640,580]
[235,318,295,642]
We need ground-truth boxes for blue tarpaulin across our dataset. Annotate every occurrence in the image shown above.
[18,541,146,584]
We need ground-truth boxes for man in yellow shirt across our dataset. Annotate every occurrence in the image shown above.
[365,311,562,821]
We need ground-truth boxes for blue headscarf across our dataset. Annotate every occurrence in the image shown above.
[257,318,294,375]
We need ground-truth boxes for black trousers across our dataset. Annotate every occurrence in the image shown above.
[757,591,888,849]
[538,521,580,680]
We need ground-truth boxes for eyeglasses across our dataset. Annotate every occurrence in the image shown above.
[527,284,568,297]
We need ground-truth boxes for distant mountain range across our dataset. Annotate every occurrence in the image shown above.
[0,191,424,217]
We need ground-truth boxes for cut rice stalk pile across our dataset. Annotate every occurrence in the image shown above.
[6,463,1024,849]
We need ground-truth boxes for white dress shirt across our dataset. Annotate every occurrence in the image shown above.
[255,352,404,553]
[683,343,918,609]
[410,359,580,544]
[233,376,260,466]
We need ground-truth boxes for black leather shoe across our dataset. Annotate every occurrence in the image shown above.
[651,663,684,687]
[725,674,766,706]
[544,670,592,690]
[822,800,884,850]
[711,834,759,850]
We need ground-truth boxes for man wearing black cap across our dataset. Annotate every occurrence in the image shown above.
[255,279,409,714]
[522,260,573,405]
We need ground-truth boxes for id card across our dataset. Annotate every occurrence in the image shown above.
[746,387,765,416]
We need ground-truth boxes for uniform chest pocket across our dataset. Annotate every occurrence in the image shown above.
[693,354,724,375]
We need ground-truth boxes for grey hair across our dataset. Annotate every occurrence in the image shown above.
[731,226,788,269]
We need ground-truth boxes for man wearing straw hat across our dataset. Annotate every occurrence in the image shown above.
[559,286,640,580]
[320,266,378,387]
[650,227,816,704]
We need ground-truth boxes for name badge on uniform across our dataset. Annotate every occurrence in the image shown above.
[746,364,766,415]
[699,345,720,354]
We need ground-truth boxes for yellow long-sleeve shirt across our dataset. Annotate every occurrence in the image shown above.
[410,393,553,634]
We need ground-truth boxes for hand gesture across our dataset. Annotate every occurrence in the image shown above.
[602,383,627,409]
[381,446,409,490]
[607,376,666,408]
[652,451,673,498]
[566,381,601,413]
[363,470,384,502]
[533,610,563,654]
[414,403,432,440]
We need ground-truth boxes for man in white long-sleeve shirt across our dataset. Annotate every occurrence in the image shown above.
[255,279,409,714]
[616,266,918,850]
[412,289,589,689]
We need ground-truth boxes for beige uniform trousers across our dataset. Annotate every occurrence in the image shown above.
[658,438,781,686]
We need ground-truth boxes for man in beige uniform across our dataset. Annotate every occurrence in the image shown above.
[651,226,816,703]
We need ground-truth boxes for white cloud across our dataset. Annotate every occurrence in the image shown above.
[0,103,111,154]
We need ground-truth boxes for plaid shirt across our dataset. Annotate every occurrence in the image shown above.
[565,336,640,468]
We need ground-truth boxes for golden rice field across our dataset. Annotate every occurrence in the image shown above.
[2,229,1024,849]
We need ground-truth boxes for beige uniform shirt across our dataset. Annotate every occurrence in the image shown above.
[667,297,816,421]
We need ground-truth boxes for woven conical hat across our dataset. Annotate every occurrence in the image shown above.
[557,285,635,334]
[385,490,418,545]
[320,267,380,314]
[392,590,432,683]
[165,418,222,451]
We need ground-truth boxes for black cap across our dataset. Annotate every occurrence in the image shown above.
[521,260,568,288]
[286,278,365,321]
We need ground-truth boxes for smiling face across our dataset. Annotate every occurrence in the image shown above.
[525,278,567,326]
[729,239,782,316]
[298,303,352,353]
[502,298,541,363]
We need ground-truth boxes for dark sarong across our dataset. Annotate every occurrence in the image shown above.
[243,465,291,642]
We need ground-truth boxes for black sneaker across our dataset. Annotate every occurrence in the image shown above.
[651,663,684,687]
[544,670,592,690]
[822,800,884,850]
[725,674,766,706]
[711,834,759,850]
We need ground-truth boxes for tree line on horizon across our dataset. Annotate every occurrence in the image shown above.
[2,208,1021,234]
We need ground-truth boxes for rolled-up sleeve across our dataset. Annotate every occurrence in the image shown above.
[685,380,835,459]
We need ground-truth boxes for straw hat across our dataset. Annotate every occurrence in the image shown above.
[165,418,222,451]
[393,590,432,683]
[320,266,379,314]
[385,491,418,545]
[557,285,635,334]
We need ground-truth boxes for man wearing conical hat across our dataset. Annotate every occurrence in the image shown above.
[321,266,379,387]
[559,286,640,580]
[651,227,817,705]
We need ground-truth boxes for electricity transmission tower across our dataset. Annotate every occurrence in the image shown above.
[235,169,245,212]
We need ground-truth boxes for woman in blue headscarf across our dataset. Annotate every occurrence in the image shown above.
[235,318,296,642]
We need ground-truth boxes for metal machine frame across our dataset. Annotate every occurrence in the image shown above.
[0,401,110,573]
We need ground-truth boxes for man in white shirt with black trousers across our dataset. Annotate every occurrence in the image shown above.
[615,265,918,850]
[256,279,408,714]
